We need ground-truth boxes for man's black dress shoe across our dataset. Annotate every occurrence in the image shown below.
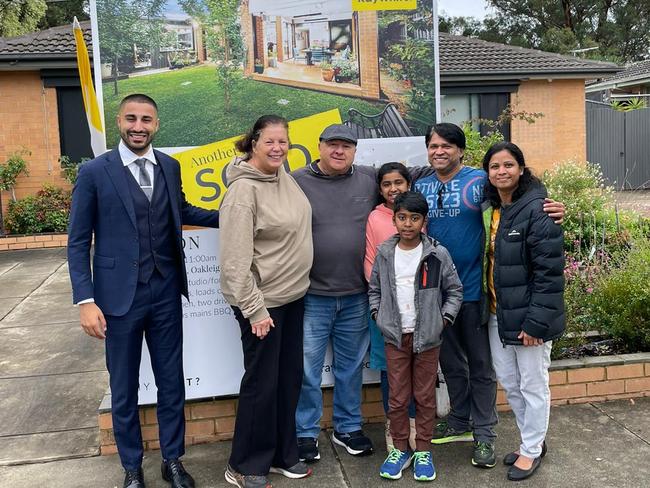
[123,468,145,488]
[507,456,542,481]
[161,459,195,488]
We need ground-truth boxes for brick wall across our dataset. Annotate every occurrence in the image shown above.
[511,79,587,175]
[0,71,69,219]
[253,16,266,67]
[496,355,650,411]
[0,233,68,251]
[98,385,386,455]
[357,11,380,99]
[98,354,650,454]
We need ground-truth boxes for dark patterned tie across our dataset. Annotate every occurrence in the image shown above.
[134,158,153,201]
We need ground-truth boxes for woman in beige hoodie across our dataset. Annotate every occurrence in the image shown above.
[220,115,313,488]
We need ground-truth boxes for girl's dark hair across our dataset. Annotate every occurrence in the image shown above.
[482,141,541,207]
[377,162,411,185]
[393,191,429,217]
[235,114,289,156]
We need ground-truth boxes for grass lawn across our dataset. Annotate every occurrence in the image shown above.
[103,65,385,147]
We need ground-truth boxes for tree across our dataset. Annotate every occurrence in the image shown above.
[38,0,89,29]
[179,0,244,112]
[438,1,650,62]
[95,0,166,95]
[0,149,29,202]
[0,149,30,235]
[0,0,47,37]
[485,0,650,61]
[439,15,485,38]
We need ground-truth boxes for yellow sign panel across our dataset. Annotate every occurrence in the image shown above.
[352,0,417,11]
[175,109,342,209]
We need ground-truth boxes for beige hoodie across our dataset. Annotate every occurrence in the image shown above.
[219,158,313,322]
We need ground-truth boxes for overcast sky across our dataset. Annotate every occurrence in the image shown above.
[437,0,493,20]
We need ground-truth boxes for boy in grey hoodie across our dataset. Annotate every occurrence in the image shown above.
[368,191,463,482]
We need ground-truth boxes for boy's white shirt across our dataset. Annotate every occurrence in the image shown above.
[394,242,423,334]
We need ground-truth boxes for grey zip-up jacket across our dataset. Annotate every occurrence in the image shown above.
[368,234,464,352]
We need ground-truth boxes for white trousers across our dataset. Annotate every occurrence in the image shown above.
[488,314,552,458]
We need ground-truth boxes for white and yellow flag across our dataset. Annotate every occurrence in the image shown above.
[73,16,106,157]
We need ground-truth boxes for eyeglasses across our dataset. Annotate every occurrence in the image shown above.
[437,184,446,209]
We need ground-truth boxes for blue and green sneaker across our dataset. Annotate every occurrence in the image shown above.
[413,451,436,481]
[379,447,413,480]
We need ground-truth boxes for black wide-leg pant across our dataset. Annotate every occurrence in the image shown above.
[229,297,304,475]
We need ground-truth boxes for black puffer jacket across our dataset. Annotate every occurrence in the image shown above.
[492,183,565,344]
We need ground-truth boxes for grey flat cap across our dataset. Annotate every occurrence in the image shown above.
[319,124,358,145]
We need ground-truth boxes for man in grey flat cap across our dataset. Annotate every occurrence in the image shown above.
[292,124,377,462]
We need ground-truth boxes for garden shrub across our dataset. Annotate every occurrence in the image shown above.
[542,161,612,235]
[542,160,650,357]
[60,155,90,185]
[589,240,650,351]
[5,184,71,234]
[462,123,504,168]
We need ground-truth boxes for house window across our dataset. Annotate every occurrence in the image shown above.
[441,94,480,130]
[440,91,512,140]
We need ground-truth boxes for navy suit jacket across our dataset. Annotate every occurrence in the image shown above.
[67,148,219,316]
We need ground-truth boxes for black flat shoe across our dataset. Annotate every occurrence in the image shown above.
[124,468,145,488]
[162,459,195,488]
[503,441,547,466]
[507,456,542,481]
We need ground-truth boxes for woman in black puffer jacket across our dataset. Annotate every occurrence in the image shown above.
[482,142,564,482]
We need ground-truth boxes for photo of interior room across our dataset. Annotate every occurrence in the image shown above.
[244,0,381,99]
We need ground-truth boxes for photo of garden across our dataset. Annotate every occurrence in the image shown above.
[96,0,436,148]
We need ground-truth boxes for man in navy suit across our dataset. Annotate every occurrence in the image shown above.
[68,94,219,488]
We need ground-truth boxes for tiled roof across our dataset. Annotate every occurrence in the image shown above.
[439,33,620,78]
[0,21,91,58]
[587,59,650,88]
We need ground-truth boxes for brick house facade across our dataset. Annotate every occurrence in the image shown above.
[0,23,93,228]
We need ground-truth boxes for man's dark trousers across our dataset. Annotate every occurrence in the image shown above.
[106,269,185,469]
[439,301,498,442]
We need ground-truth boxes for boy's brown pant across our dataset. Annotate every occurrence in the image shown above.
[385,333,440,452]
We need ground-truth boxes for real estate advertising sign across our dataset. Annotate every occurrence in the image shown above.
[90,0,437,403]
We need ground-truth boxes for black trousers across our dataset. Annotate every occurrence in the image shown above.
[105,270,185,470]
[229,297,304,475]
[439,301,498,443]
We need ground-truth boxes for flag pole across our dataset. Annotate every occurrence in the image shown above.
[73,16,107,157]
[432,0,442,123]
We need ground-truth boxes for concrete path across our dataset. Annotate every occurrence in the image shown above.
[0,249,107,466]
[1,248,650,487]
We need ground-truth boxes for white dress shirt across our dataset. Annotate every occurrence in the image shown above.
[119,140,157,190]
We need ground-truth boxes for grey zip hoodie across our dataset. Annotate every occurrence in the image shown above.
[368,234,463,352]
[219,158,313,322]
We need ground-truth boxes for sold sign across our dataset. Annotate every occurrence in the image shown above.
[352,0,417,11]
[175,109,342,209]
